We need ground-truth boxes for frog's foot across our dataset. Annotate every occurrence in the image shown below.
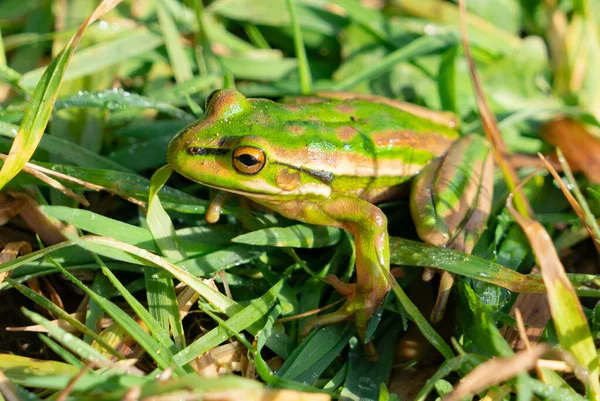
[301,274,387,360]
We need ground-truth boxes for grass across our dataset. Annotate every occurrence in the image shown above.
[1,0,600,400]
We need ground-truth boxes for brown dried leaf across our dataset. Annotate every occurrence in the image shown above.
[501,268,551,350]
[541,118,600,184]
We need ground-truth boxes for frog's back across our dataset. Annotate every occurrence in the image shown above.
[243,97,459,200]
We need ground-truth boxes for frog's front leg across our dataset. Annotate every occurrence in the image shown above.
[289,195,390,347]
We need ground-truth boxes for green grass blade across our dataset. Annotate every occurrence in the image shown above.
[0,0,124,191]
[232,224,341,248]
[49,257,188,376]
[173,279,284,365]
[331,32,457,90]
[6,278,122,359]
[21,308,110,363]
[285,0,312,94]
[157,0,193,84]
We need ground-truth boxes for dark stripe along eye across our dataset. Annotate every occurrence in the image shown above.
[232,146,266,175]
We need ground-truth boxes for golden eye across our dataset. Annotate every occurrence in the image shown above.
[232,146,266,175]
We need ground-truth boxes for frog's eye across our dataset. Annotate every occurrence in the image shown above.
[232,146,266,175]
[205,89,220,109]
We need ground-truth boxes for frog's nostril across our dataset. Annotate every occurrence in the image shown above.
[188,146,201,155]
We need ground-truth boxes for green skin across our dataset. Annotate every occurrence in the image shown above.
[167,89,462,344]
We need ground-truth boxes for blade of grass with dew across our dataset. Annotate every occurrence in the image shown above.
[6,278,122,359]
[172,279,284,365]
[0,0,124,191]
[157,0,193,84]
[48,257,189,376]
[286,0,312,94]
[389,238,546,293]
[20,308,110,363]
[146,166,186,349]
[232,224,341,248]
[54,89,194,120]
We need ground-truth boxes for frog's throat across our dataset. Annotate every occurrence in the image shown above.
[196,180,331,200]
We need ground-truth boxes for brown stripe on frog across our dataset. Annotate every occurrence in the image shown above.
[282,104,302,112]
[371,130,455,156]
[336,126,358,142]
[336,104,355,114]
[286,123,305,136]
[276,169,301,191]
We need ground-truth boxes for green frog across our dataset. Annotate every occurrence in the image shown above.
[167,89,492,353]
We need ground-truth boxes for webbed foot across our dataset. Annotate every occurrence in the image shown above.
[301,274,387,361]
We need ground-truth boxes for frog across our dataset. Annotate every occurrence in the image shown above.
[167,89,493,355]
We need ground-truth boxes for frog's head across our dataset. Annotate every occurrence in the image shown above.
[167,89,329,199]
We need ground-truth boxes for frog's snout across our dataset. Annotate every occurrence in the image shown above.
[166,130,188,173]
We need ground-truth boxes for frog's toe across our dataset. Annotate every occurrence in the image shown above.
[302,284,384,339]
[430,271,455,323]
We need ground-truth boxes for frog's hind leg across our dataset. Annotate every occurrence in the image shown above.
[297,195,390,359]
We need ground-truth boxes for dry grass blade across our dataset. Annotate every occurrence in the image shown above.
[539,152,600,254]
[442,344,551,401]
[0,371,20,401]
[2,155,147,208]
[457,0,532,218]
[0,0,124,191]
[0,154,90,206]
[7,192,66,245]
[0,241,31,285]
[200,389,331,401]
[507,181,600,398]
